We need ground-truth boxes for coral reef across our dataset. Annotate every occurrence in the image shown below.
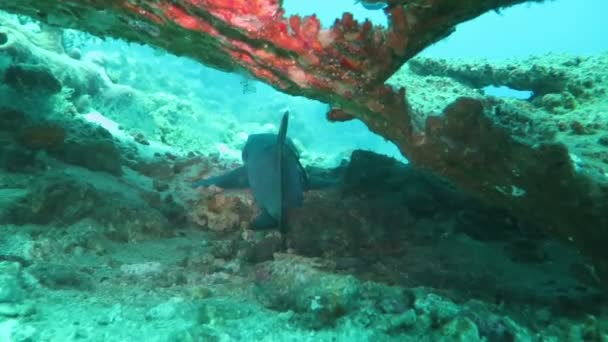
[392,54,608,281]
[54,121,124,176]
[190,187,256,232]
[405,54,608,170]
[4,64,62,94]
[0,19,109,99]
[408,98,606,265]
[1,0,604,284]
[1,116,607,341]
[0,64,188,241]
[3,68,603,338]
[0,13,230,158]
[0,3,607,340]
[17,123,66,150]
[407,54,607,119]
[408,55,594,100]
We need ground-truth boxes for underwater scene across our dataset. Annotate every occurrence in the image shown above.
[0,0,607,340]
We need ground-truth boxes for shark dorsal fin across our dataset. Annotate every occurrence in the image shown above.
[277,111,288,145]
[277,111,289,245]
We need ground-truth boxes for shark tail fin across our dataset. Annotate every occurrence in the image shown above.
[277,111,289,247]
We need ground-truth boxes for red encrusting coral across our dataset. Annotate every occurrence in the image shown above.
[386,6,409,56]
[121,0,413,142]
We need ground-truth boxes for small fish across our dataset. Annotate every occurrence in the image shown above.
[240,76,256,94]
[355,0,387,10]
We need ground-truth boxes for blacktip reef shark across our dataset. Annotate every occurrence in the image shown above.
[192,112,310,236]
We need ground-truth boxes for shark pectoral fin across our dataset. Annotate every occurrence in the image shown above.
[295,158,311,190]
[192,166,248,189]
[250,209,278,230]
[191,178,212,188]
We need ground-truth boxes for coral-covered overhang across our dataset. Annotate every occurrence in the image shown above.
[0,0,538,127]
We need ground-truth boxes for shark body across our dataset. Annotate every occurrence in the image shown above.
[192,112,307,232]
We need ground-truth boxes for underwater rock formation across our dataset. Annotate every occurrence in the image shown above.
[1,132,605,340]
[0,0,607,284]
[254,254,361,329]
[182,149,605,313]
[0,72,189,243]
[0,20,110,99]
[398,54,608,282]
[0,107,124,176]
[4,64,62,94]
[190,188,256,233]
[405,98,608,278]
[17,123,66,150]
[0,261,35,318]
[54,121,124,176]
[408,54,606,113]
[3,6,607,339]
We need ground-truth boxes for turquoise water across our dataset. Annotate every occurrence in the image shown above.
[285,0,608,57]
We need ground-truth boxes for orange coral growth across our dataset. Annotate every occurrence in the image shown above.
[387,6,408,56]
[191,190,255,232]
[18,124,66,150]
[327,108,355,122]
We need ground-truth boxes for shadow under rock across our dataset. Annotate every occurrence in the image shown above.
[284,150,606,315]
